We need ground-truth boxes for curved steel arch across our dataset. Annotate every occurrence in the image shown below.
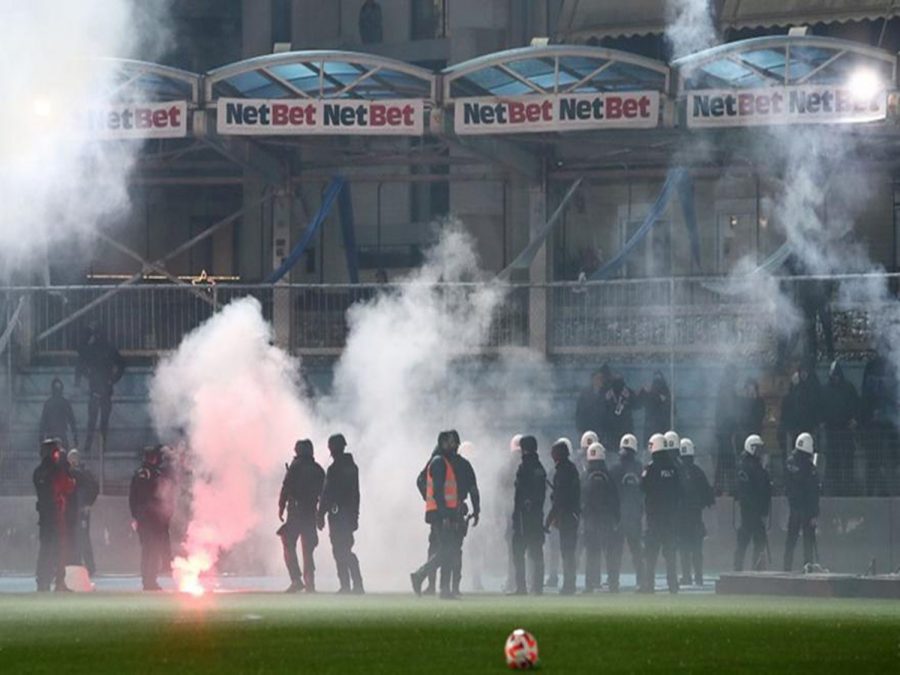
[674,36,897,92]
[205,50,436,102]
[443,45,671,100]
[95,58,201,104]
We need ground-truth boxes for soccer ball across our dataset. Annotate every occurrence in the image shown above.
[505,628,539,669]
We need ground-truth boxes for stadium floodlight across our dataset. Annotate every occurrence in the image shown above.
[847,68,883,104]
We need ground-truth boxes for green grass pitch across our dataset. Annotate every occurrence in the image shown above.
[0,593,898,673]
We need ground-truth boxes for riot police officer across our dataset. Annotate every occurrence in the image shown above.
[278,439,325,593]
[733,435,772,571]
[34,438,74,592]
[129,446,174,591]
[610,433,645,590]
[641,433,680,593]
[581,442,620,592]
[784,432,820,571]
[317,433,364,594]
[545,438,581,595]
[67,449,99,577]
[677,439,714,585]
[509,435,547,595]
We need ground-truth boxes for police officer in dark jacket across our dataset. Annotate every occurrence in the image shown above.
[581,442,620,592]
[67,449,99,576]
[784,433,820,571]
[677,439,714,585]
[544,438,580,595]
[446,430,480,597]
[129,446,174,591]
[509,435,547,595]
[733,435,772,571]
[75,324,125,455]
[39,378,78,448]
[411,432,458,598]
[821,360,859,496]
[34,439,75,592]
[318,433,363,594]
[610,433,645,591]
[641,433,680,593]
[278,439,325,593]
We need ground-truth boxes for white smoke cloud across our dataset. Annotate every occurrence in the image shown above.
[151,224,555,592]
[665,0,718,60]
[0,1,170,277]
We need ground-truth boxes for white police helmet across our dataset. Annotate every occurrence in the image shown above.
[744,434,764,455]
[586,442,606,462]
[510,434,523,452]
[580,431,599,450]
[679,438,695,457]
[795,432,815,455]
[649,433,667,454]
[620,434,638,452]
[664,430,680,450]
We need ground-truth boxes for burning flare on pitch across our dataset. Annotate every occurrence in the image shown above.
[173,551,212,597]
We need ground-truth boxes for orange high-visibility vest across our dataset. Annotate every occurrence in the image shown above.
[425,457,458,513]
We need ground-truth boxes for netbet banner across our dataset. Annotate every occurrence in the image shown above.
[217,98,424,135]
[86,101,188,139]
[687,85,887,128]
[454,92,660,135]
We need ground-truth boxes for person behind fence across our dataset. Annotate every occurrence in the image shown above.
[544,438,581,595]
[411,432,458,598]
[76,322,125,455]
[67,449,99,577]
[575,366,610,441]
[278,439,325,593]
[34,438,75,592]
[581,442,620,593]
[677,438,714,586]
[640,433,680,594]
[508,435,546,595]
[610,433,645,591]
[604,374,637,452]
[639,370,673,443]
[859,354,898,496]
[39,378,78,449]
[129,446,174,591]
[821,360,859,496]
[317,433,364,594]
[784,433,821,572]
[778,362,821,477]
[713,365,740,495]
[739,378,765,440]
[733,435,772,572]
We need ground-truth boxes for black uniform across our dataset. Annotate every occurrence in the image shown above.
[447,451,480,595]
[75,329,124,455]
[604,377,637,451]
[278,449,325,591]
[510,444,547,594]
[39,379,78,448]
[318,452,363,593]
[34,449,74,591]
[677,456,714,585]
[129,454,174,591]
[581,458,620,592]
[821,363,859,496]
[610,448,645,589]
[733,451,772,571]
[784,450,820,571]
[641,451,680,593]
[69,464,99,576]
[411,448,457,597]
[546,455,580,594]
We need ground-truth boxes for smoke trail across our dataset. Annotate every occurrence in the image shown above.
[665,0,717,59]
[0,1,170,277]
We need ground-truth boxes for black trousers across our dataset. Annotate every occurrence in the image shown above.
[36,520,67,591]
[610,522,644,589]
[414,519,455,593]
[644,518,678,592]
[281,521,318,589]
[329,517,362,592]
[784,513,816,571]
[73,509,96,576]
[679,517,705,583]
[448,518,468,593]
[734,512,767,571]
[84,391,112,455]
[137,520,169,589]
[557,517,578,593]
[583,521,617,591]
[511,526,544,594]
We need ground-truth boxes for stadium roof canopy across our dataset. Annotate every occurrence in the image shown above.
[205,51,436,102]
[443,45,670,99]
[675,35,897,91]
[100,58,200,103]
